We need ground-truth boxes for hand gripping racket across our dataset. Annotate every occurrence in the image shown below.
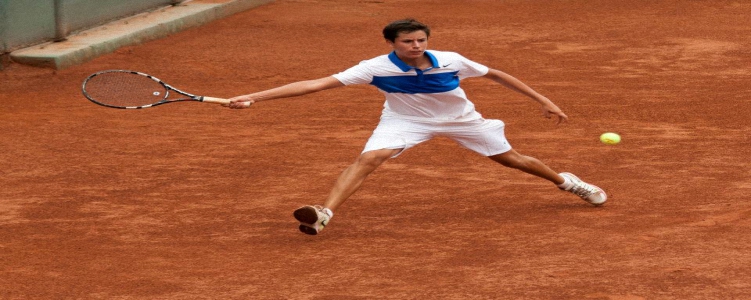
[82,70,245,109]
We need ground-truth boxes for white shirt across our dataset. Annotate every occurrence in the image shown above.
[332,50,490,122]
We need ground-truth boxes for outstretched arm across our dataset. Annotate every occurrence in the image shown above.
[483,68,568,124]
[226,76,345,109]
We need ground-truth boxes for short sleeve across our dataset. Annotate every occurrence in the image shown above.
[455,54,489,79]
[332,60,374,86]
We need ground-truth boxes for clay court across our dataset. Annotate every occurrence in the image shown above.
[2,0,751,299]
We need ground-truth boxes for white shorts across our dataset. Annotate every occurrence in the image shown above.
[362,116,512,157]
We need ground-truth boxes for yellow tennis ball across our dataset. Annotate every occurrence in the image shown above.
[600,132,621,145]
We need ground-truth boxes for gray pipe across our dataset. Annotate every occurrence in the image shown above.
[53,0,67,42]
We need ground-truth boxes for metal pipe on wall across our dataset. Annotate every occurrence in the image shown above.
[53,0,68,42]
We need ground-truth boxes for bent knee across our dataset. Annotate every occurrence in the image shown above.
[357,149,398,168]
[490,151,528,168]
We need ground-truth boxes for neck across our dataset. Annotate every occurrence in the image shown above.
[397,53,431,69]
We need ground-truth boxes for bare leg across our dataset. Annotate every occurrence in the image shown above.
[488,149,564,185]
[323,148,402,211]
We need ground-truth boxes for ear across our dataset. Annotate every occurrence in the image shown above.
[385,38,395,48]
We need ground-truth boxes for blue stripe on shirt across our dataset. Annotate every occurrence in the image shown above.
[371,71,460,94]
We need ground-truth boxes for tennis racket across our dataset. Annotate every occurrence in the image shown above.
[82,70,244,109]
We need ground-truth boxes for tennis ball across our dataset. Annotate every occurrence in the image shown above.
[600,132,621,145]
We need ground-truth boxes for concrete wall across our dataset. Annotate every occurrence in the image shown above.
[0,0,55,53]
[0,0,178,54]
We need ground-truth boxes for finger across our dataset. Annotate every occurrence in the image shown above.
[227,101,252,109]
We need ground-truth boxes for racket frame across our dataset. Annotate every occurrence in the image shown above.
[82,70,230,109]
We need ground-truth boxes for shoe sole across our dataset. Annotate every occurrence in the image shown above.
[294,206,320,235]
[293,206,319,224]
[298,224,319,235]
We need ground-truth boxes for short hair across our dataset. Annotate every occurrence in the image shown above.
[382,19,431,42]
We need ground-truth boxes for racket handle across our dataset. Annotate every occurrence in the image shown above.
[201,96,231,104]
[201,96,252,108]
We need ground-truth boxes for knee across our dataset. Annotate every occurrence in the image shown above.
[356,150,392,169]
[491,152,528,169]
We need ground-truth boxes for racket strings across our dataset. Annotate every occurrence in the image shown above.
[84,72,168,108]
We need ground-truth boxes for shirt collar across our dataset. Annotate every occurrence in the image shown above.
[388,50,439,72]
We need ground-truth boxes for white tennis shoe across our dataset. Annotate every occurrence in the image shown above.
[293,205,332,235]
[559,172,607,206]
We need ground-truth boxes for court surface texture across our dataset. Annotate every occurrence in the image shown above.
[1,0,750,299]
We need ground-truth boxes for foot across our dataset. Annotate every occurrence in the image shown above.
[293,205,332,235]
[558,172,607,206]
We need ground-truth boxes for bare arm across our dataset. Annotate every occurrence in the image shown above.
[226,76,344,109]
[483,68,568,124]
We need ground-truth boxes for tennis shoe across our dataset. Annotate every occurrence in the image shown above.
[293,205,332,235]
[559,172,607,206]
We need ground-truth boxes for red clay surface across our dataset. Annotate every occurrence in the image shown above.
[2,0,750,299]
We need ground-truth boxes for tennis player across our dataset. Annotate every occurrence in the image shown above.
[227,19,607,235]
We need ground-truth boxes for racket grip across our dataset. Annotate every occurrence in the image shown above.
[201,96,231,104]
[201,96,252,108]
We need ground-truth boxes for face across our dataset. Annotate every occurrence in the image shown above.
[388,30,429,61]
